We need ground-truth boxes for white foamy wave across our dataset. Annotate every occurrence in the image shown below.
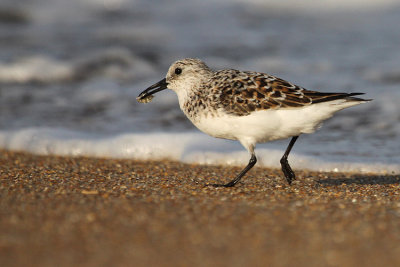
[0,56,72,83]
[0,128,398,174]
[0,48,156,83]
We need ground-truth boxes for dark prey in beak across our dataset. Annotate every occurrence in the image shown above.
[136,78,168,103]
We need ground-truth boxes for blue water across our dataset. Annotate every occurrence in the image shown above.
[0,0,399,173]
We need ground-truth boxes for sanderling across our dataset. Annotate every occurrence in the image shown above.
[137,58,371,187]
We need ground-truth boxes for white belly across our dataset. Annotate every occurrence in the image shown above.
[190,100,363,145]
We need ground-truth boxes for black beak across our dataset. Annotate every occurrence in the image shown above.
[137,78,168,100]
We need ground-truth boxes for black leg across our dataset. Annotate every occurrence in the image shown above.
[280,136,299,185]
[207,153,257,188]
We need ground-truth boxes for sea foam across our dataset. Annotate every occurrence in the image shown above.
[0,128,398,174]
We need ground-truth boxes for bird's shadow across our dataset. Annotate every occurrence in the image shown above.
[317,174,400,185]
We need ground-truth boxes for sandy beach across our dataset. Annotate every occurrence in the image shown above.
[1,149,399,267]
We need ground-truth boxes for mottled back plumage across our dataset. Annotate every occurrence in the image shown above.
[210,69,365,116]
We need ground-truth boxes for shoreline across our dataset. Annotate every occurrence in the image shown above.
[1,150,400,266]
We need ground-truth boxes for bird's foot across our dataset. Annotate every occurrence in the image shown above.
[204,181,236,188]
[280,158,296,185]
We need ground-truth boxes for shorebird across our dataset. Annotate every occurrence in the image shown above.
[137,58,370,187]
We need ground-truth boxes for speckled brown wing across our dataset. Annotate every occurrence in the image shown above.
[213,70,364,116]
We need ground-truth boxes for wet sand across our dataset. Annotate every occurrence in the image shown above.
[1,150,399,267]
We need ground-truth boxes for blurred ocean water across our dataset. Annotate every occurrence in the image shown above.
[0,0,399,173]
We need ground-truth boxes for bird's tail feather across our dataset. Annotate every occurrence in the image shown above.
[308,92,372,104]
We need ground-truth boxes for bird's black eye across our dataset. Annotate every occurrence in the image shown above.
[175,68,182,75]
